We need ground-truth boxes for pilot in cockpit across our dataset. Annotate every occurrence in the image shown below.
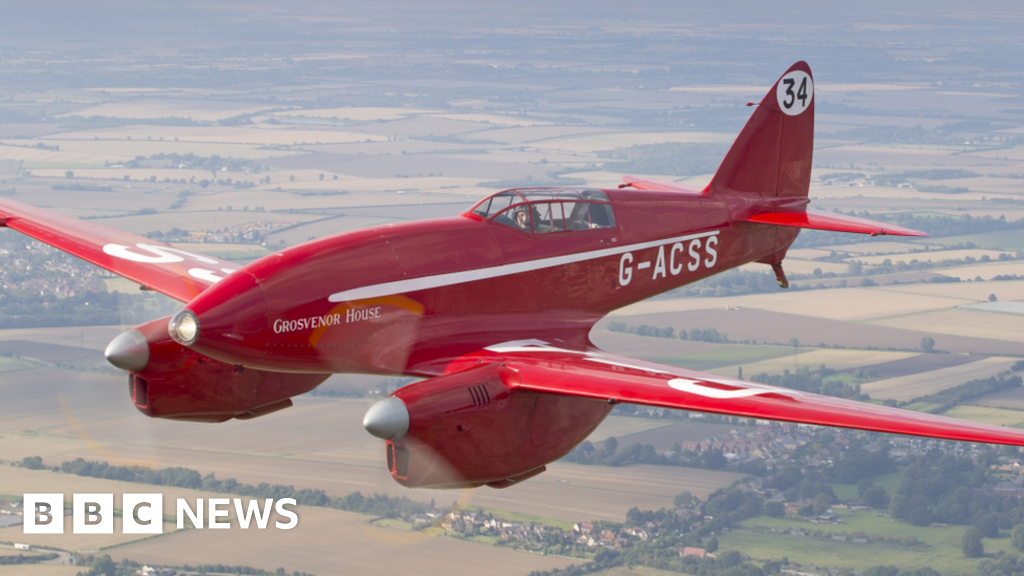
[512,207,531,231]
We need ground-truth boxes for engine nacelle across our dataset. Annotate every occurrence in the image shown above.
[376,363,612,489]
[111,317,329,422]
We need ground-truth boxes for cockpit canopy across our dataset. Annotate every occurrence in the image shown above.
[469,188,616,234]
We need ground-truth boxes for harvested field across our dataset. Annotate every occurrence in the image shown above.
[0,566,80,576]
[542,131,730,153]
[859,357,1018,401]
[706,348,917,379]
[590,331,728,359]
[44,138,300,160]
[937,261,1024,280]
[869,308,1024,343]
[270,107,436,121]
[0,355,739,525]
[608,421,749,452]
[423,112,554,127]
[920,230,1024,250]
[600,307,1024,356]
[585,415,674,443]
[61,100,274,122]
[853,353,981,378]
[878,279,1024,300]
[613,287,971,322]
[108,506,576,576]
[49,126,384,146]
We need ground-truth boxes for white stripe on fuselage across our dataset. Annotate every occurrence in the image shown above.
[328,230,720,302]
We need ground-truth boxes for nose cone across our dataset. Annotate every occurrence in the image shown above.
[182,270,268,366]
[363,397,410,440]
[105,330,149,371]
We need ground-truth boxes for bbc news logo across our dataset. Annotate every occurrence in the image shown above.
[23,494,298,534]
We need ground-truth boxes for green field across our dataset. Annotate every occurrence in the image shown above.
[654,345,792,371]
[943,405,1024,428]
[0,356,44,372]
[833,467,906,504]
[731,509,1009,574]
[916,231,1024,250]
[471,507,575,531]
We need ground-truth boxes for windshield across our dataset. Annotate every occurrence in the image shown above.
[471,188,615,233]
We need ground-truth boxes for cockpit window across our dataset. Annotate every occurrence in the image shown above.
[469,187,616,234]
[471,191,517,218]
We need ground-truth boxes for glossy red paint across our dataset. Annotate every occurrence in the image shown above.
[748,210,930,237]
[384,362,612,488]
[126,316,330,422]
[7,61,1015,491]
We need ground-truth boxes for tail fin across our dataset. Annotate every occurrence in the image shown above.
[709,61,814,199]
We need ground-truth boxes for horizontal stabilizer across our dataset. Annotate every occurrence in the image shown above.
[747,210,928,237]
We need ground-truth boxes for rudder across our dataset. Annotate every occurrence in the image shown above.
[709,61,814,199]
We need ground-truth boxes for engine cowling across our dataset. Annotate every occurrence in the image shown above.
[369,362,612,489]
[109,316,330,422]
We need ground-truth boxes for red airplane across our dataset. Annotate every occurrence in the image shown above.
[3,62,1021,489]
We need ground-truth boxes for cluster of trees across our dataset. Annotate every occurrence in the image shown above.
[899,375,1023,413]
[122,152,264,173]
[53,457,433,518]
[51,183,114,192]
[71,555,312,576]
[0,553,58,565]
[606,321,733,343]
[889,452,1010,527]
[749,365,871,400]
[847,252,1016,279]
[663,268,790,298]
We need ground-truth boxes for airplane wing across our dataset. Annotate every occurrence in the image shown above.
[0,197,241,302]
[445,340,1024,446]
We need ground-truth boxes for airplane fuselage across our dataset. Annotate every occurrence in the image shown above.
[183,187,798,377]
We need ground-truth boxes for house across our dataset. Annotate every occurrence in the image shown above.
[681,547,706,558]
[573,522,594,534]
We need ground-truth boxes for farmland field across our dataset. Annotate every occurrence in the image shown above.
[859,357,1019,401]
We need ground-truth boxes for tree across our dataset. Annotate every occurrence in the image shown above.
[673,490,693,508]
[1012,523,1024,551]
[603,436,618,455]
[812,492,833,515]
[705,536,718,553]
[975,513,999,538]
[289,174,296,182]
[64,170,74,178]
[319,173,325,181]
[765,501,785,517]
[989,293,998,302]
[920,336,935,353]
[962,526,984,558]
[862,486,889,509]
